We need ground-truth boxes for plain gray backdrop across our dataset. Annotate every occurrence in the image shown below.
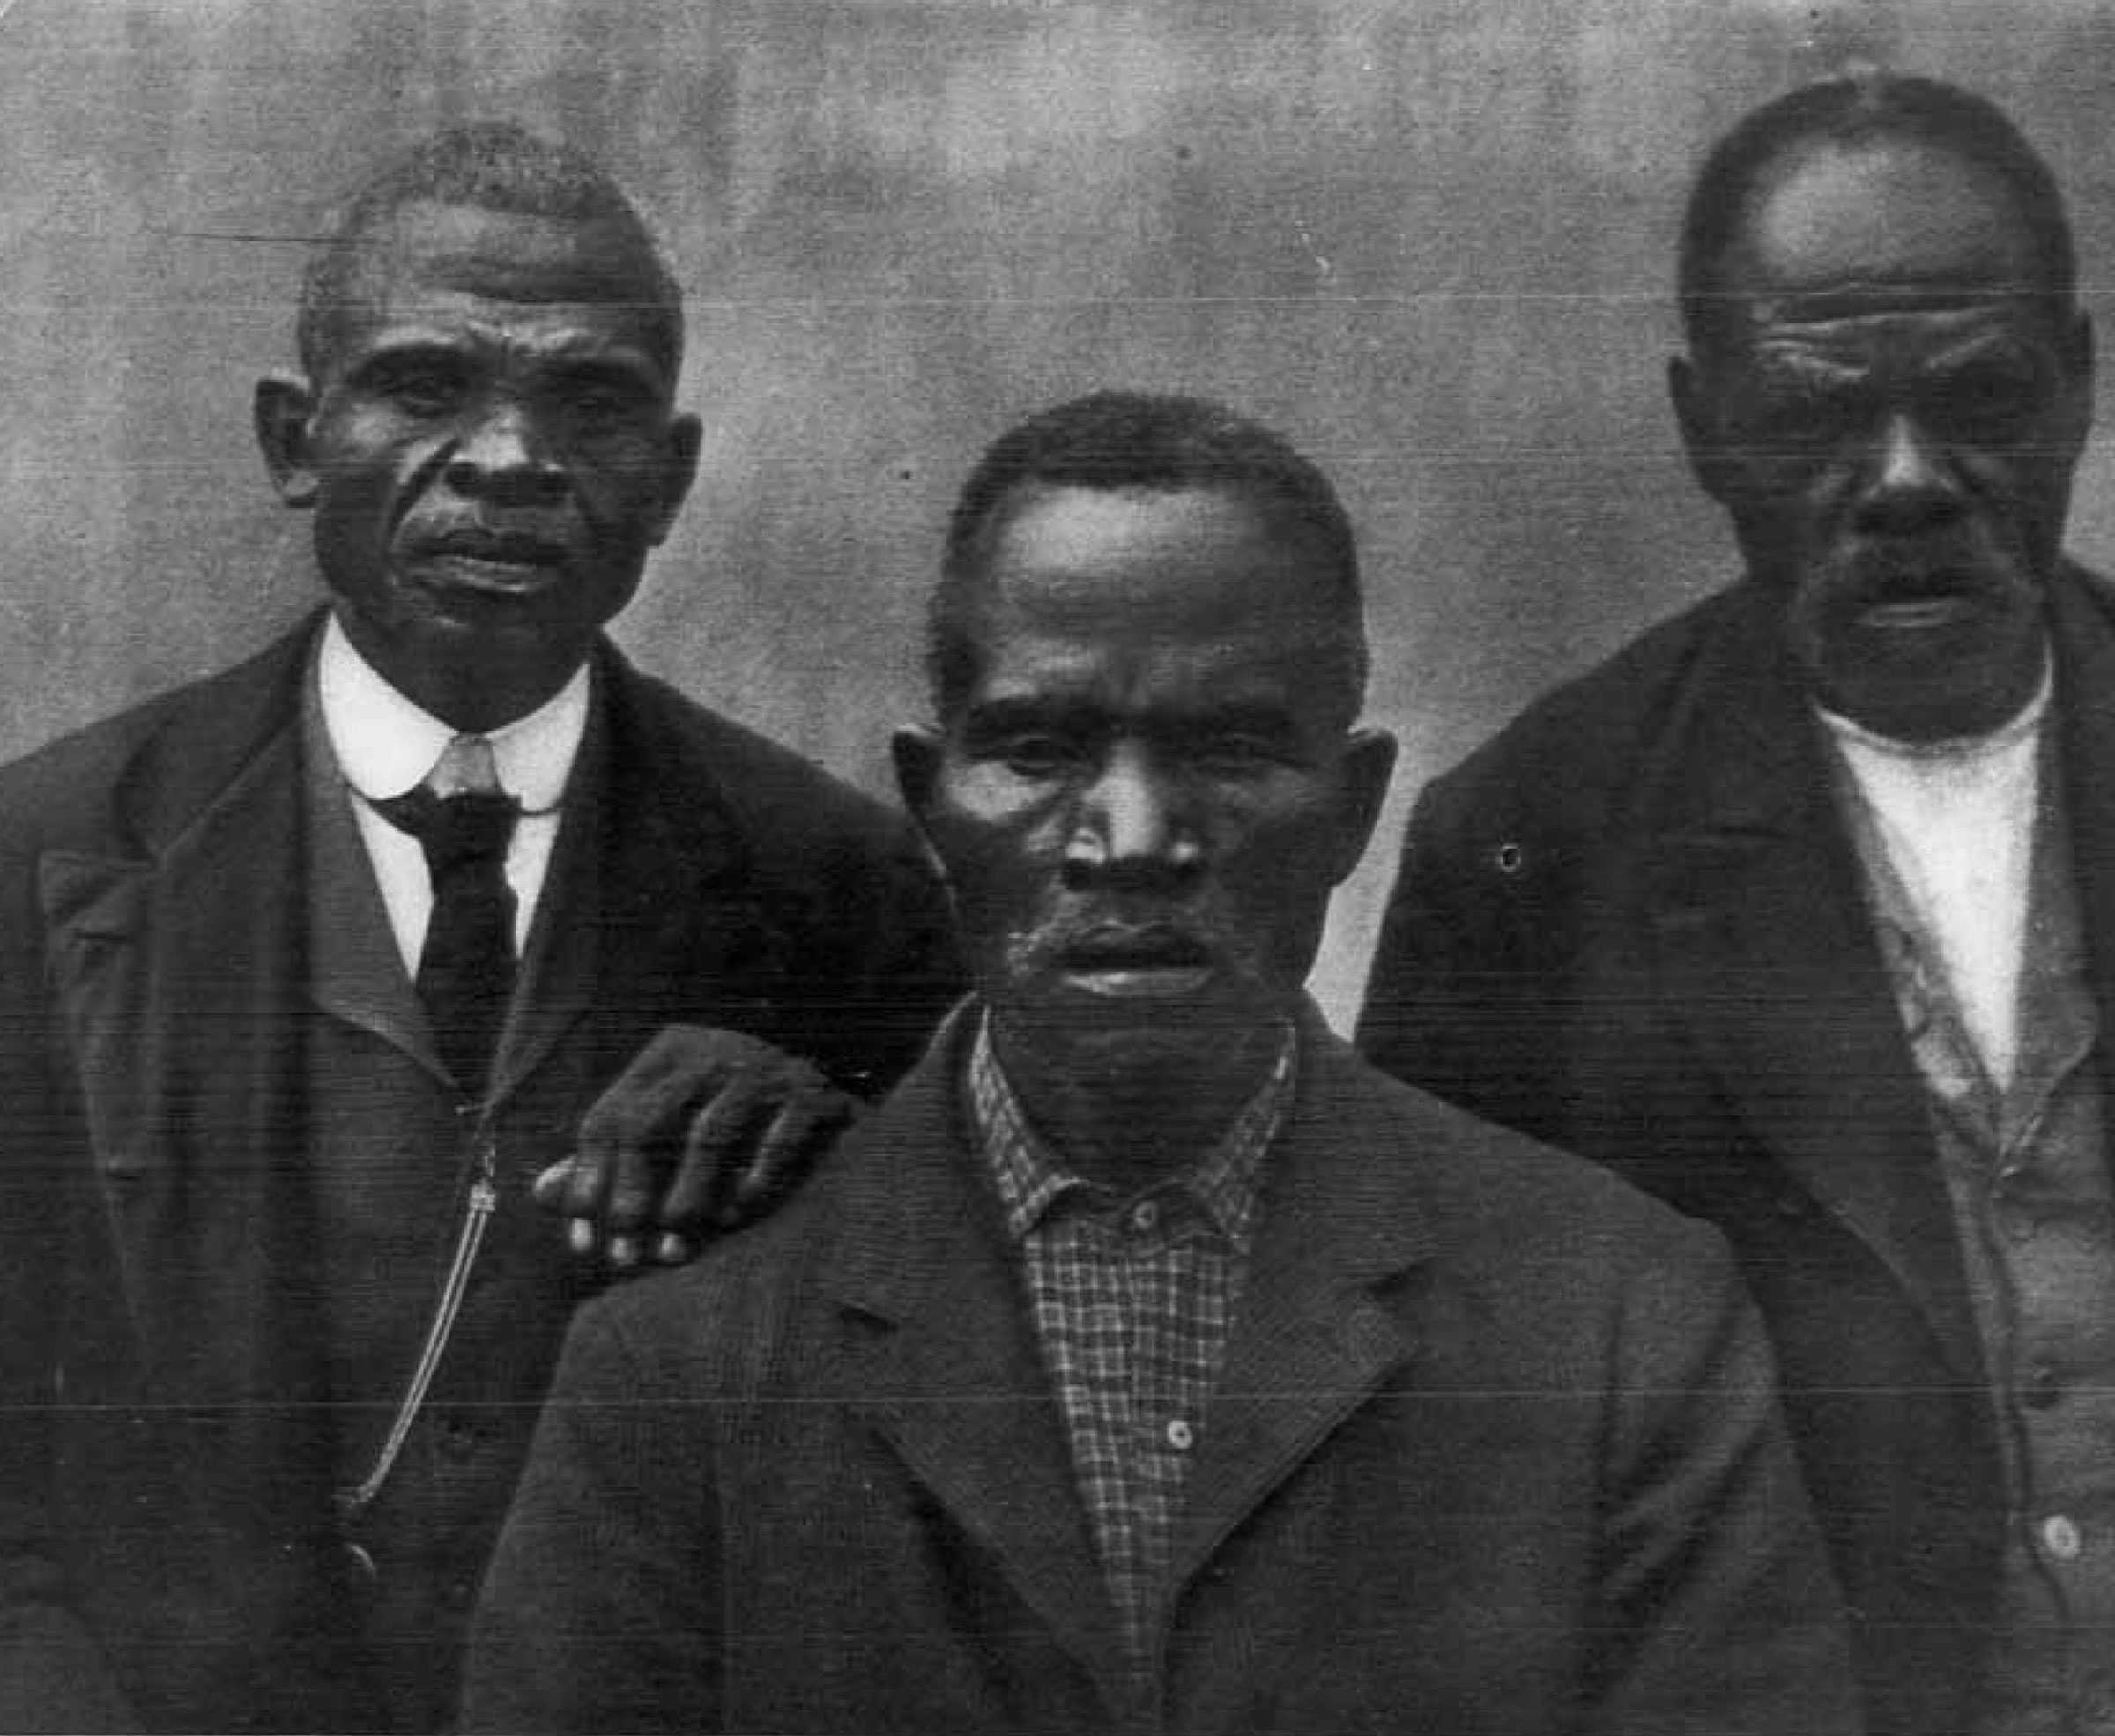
[4,0,2114,1026]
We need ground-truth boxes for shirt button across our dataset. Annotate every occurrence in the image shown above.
[1165,1418,1195,1451]
[2041,1514,2083,1561]
[1129,1200,1160,1235]
[1992,1168,2034,1243]
[2023,1364,2064,1410]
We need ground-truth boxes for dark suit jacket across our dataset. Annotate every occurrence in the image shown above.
[462,1005,1859,1736]
[1357,564,2115,1736]
[0,614,961,1733]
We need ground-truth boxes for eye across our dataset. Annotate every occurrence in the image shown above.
[1172,716,1300,775]
[997,735,1087,779]
[572,389,627,422]
[356,356,467,418]
[1923,358,2052,445]
[1741,378,1866,456]
[562,384,643,431]
[1191,735,1287,775]
[548,369,657,437]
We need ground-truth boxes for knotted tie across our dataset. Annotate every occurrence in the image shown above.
[375,736,520,1094]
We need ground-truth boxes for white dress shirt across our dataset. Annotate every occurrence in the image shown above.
[317,615,589,975]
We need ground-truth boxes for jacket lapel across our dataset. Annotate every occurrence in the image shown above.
[490,647,757,1104]
[40,625,329,1430]
[1168,1020,1431,1603]
[2047,565,2115,1083]
[823,1013,1436,1694]
[488,689,609,1101]
[823,1013,1124,1698]
[1631,585,1981,1379]
[303,724,440,1079]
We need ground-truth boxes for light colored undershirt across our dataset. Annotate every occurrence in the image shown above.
[317,614,589,974]
[1819,662,2052,1092]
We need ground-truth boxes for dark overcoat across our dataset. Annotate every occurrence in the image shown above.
[1358,564,2115,1736]
[463,1008,1859,1736]
[0,614,961,1732]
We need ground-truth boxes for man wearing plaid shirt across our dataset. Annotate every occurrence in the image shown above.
[968,1011,1291,1667]
[464,392,1860,1734]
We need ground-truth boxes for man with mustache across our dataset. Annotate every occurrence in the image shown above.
[461,391,1858,1735]
[0,124,956,1732]
[1360,72,2110,1735]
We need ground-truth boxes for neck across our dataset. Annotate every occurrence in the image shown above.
[332,611,586,734]
[990,1011,1286,1196]
[1818,644,2053,760]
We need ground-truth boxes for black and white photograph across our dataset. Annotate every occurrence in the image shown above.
[3,3,2112,1731]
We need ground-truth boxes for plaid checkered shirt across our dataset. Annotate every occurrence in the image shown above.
[966,1012,1295,1673]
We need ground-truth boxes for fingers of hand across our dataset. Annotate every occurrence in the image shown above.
[560,1027,834,1266]
[659,1072,777,1235]
[730,1085,856,1220]
[531,1158,574,1212]
[565,1025,742,1254]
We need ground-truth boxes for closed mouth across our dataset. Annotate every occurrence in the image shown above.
[1842,557,1994,631]
[421,529,569,569]
[1057,930,1217,998]
[1859,597,1979,630]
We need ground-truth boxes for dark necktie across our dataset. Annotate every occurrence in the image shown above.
[375,752,521,1094]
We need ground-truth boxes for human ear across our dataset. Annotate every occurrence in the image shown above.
[642,412,703,547]
[891,725,951,880]
[1326,727,1398,885]
[2051,310,2096,468]
[1669,352,1740,508]
[255,371,322,508]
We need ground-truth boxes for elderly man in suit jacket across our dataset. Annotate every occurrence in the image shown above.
[0,124,959,1733]
[463,390,1859,1736]
[1361,73,2115,1736]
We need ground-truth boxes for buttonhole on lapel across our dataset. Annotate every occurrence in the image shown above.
[1773,1188,1814,1221]
[1494,842,1524,876]
[1341,1295,1414,1369]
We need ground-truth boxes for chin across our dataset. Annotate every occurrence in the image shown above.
[1015,998,1283,1074]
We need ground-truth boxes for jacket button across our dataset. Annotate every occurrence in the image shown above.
[2040,1514,2083,1561]
[2023,1363,2063,1410]
[1494,842,1524,875]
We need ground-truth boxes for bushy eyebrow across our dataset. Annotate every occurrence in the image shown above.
[1751,324,2044,375]
[342,327,668,392]
[343,338,470,377]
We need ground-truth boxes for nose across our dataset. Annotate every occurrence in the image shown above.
[442,398,569,507]
[1855,411,1964,533]
[1061,744,1205,894]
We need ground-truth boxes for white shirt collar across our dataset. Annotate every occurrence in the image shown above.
[316,612,590,810]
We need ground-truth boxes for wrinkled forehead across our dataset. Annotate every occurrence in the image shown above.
[1721,137,2048,325]
[328,199,678,367]
[1741,302,2055,380]
[968,618,1344,709]
[963,486,1360,714]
